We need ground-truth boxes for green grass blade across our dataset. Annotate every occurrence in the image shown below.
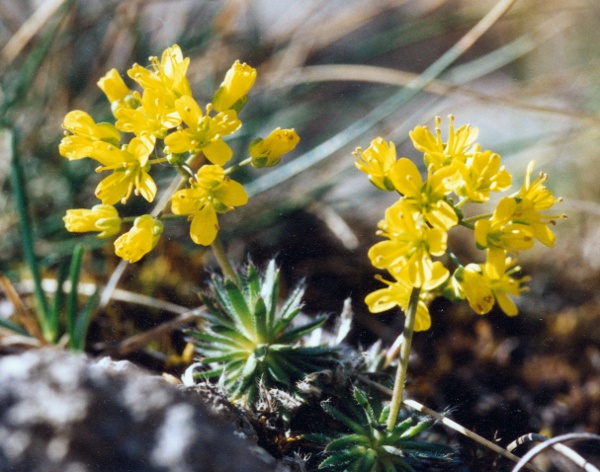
[7,128,50,334]
[49,256,71,342]
[72,288,99,351]
[66,244,84,349]
[0,317,30,337]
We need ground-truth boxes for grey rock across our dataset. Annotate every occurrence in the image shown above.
[0,348,277,472]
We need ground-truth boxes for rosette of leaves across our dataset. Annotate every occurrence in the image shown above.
[310,388,452,472]
[188,260,334,404]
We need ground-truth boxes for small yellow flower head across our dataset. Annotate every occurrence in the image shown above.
[353,137,397,191]
[365,262,448,331]
[115,88,182,139]
[474,197,534,253]
[59,111,121,160]
[92,135,157,205]
[128,44,192,99]
[508,161,565,247]
[114,215,163,263]
[452,264,494,315]
[97,69,137,112]
[514,161,561,211]
[249,128,300,168]
[409,115,479,170]
[212,60,257,112]
[455,149,512,203]
[369,198,448,287]
[164,96,241,165]
[171,165,248,246]
[389,158,459,230]
[63,204,121,238]
[453,249,529,316]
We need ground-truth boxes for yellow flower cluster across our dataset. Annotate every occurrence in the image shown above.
[356,116,564,329]
[61,46,300,262]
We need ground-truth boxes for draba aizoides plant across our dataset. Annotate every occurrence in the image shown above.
[354,115,565,433]
[188,259,335,404]
[60,45,299,264]
[309,388,452,472]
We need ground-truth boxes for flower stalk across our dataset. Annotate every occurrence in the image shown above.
[211,236,239,284]
[387,286,421,431]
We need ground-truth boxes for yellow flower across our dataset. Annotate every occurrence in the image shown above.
[509,161,564,248]
[388,158,459,230]
[114,215,163,263]
[171,165,248,246]
[164,96,241,165]
[365,262,448,331]
[128,44,191,99]
[514,161,560,211]
[474,197,534,253]
[115,88,181,139]
[353,137,397,191]
[92,135,157,205]
[455,250,528,316]
[368,198,447,287]
[59,110,121,160]
[452,264,494,315]
[97,68,136,112]
[409,115,478,170]
[212,60,257,112]
[455,149,512,203]
[249,128,300,168]
[63,204,121,238]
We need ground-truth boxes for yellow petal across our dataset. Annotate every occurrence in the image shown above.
[164,129,195,154]
[389,158,422,196]
[171,189,200,215]
[414,303,431,331]
[96,171,131,205]
[175,95,202,128]
[215,178,248,208]
[137,172,157,202]
[203,139,232,166]
[190,204,219,246]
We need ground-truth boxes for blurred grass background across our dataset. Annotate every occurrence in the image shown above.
[2,0,600,457]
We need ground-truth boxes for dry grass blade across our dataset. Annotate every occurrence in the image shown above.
[0,273,46,343]
[0,0,69,66]
[508,433,600,472]
[511,433,600,472]
[98,309,205,357]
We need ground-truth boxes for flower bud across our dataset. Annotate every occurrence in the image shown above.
[212,60,257,112]
[114,215,163,263]
[249,128,300,168]
[63,205,121,238]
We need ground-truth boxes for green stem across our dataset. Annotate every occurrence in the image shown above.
[121,213,185,224]
[148,157,170,165]
[461,212,492,225]
[211,237,239,284]
[224,157,252,175]
[387,286,421,431]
